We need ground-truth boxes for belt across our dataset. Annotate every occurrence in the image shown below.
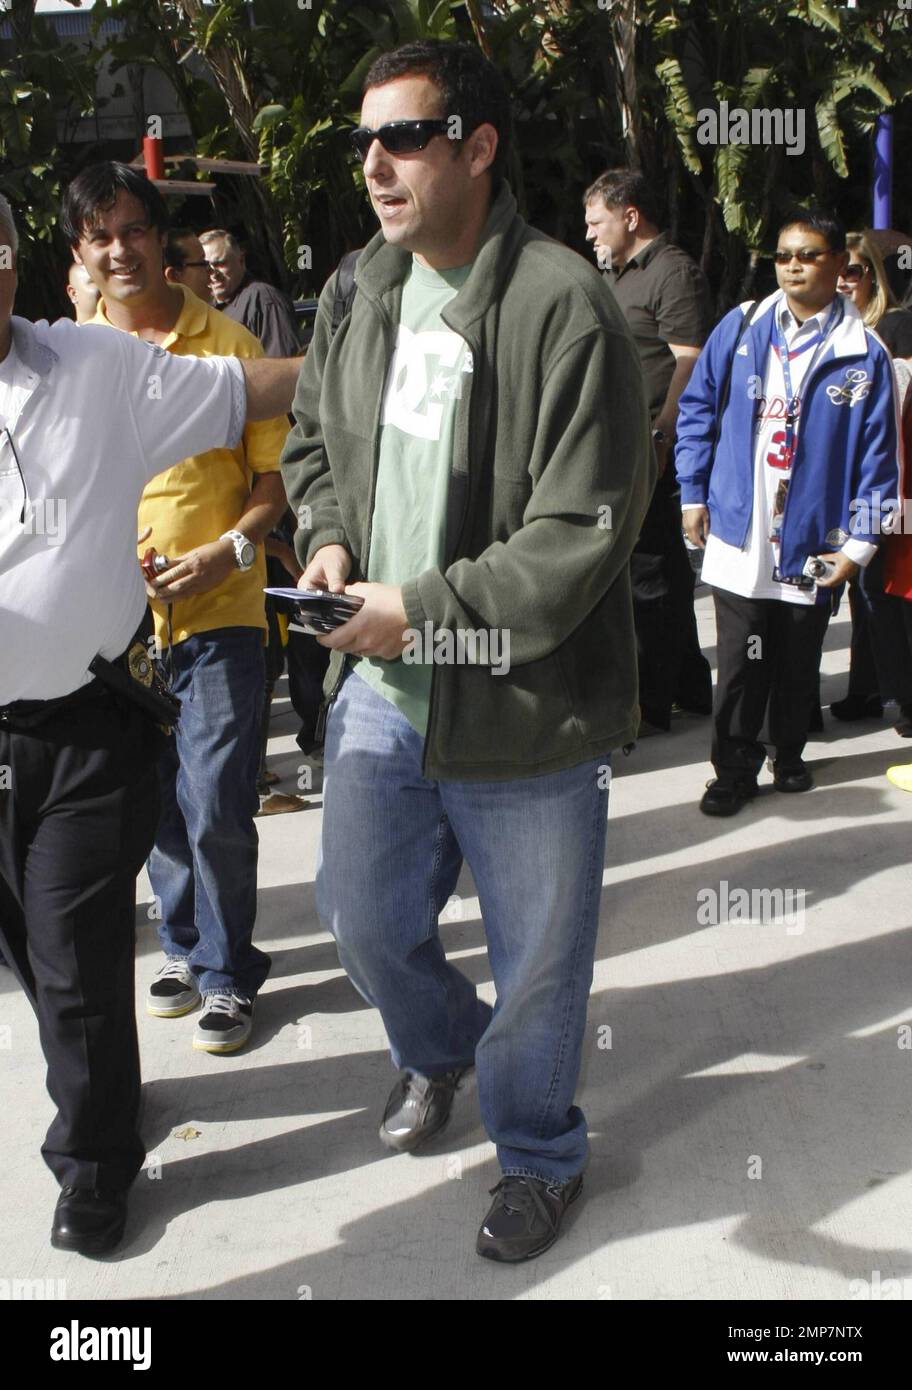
[0,612,180,732]
[0,677,109,730]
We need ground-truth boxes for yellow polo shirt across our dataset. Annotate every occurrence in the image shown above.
[92,285,289,647]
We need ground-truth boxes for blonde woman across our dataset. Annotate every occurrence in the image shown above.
[837,230,912,357]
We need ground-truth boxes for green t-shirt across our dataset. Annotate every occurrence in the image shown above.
[356,256,472,735]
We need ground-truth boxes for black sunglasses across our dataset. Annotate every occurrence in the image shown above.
[772,248,837,265]
[840,262,871,282]
[350,119,452,161]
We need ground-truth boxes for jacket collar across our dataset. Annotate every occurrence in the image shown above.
[353,180,527,334]
[749,288,869,362]
[9,316,58,378]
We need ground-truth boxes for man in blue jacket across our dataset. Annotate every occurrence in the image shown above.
[676,208,899,816]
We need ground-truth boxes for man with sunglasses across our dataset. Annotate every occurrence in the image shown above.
[281,39,652,1261]
[0,191,299,1255]
[163,227,212,305]
[200,228,299,359]
[675,208,900,816]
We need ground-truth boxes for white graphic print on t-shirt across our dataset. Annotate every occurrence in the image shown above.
[381,324,470,441]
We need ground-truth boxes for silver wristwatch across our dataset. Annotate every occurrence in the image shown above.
[220,529,256,572]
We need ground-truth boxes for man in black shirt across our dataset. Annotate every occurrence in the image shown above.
[584,168,713,730]
[201,228,300,357]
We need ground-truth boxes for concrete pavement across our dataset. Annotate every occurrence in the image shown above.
[1,590,911,1301]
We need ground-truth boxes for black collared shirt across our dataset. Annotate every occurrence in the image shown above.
[219,274,300,358]
[607,233,713,415]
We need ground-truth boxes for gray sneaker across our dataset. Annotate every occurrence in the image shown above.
[379,1068,469,1152]
[193,993,254,1054]
[147,958,201,1018]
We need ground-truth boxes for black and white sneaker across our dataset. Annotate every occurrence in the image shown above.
[476,1174,583,1262]
[147,958,201,1018]
[193,993,254,1054]
[379,1068,468,1152]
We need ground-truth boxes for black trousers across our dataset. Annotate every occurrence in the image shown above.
[843,548,912,709]
[285,627,330,750]
[633,473,712,727]
[711,588,832,777]
[0,688,160,1192]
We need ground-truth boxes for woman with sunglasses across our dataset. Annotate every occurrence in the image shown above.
[831,231,912,733]
[837,232,912,357]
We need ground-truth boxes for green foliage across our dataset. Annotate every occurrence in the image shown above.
[2,0,912,316]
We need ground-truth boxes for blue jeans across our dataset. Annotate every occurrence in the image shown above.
[318,669,610,1184]
[149,627,270,999]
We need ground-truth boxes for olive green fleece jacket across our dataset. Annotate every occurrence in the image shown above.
[280,181,654,781]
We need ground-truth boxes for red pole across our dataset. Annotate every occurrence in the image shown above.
[142,135,165,180]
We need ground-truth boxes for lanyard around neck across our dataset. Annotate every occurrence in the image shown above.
[773,297,844,461]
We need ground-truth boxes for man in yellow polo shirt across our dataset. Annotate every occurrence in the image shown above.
[63,163,289,1053]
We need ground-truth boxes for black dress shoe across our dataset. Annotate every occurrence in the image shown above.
[476,1174,583,1262]
[672,698,712,717]
[772,760,814,793]
[51,1187,127,1255]
[699,776,758,817]
[830,694,883,722]
[894,708,912,738]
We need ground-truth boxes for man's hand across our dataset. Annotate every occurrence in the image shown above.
[315,582,411,660]
[265,537,303,584]
[151,538,237,600]
[683,505,710,549]
[298,543,352,594]
[814,552,860,590]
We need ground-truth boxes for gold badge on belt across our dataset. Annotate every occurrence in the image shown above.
[128,642,155,688]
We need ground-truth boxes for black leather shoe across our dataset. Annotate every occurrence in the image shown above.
[773,760,814,793]
[699,776,758,817]
[672,698,712,717]
[894,708,912,738]
[830,694,883,722]
[51,1187,127,1255]
[379,1068,469,1152]
[476,1174,583,1262]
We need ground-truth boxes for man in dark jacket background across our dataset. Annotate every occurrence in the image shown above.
[201,228,300,358]
[585,169,714,733]
[281,39,652,1261]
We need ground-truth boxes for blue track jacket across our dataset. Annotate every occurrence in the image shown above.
[675,289,900,579]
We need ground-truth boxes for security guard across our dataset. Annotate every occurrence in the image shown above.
[0,192,297,1255]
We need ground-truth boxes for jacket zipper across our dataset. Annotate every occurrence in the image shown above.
[314,296,395,742]
[420,331,478,777]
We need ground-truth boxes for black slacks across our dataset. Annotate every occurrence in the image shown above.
[0,688,160,1192]
[711,587,832,777]
[632,473,712,726]
[286,627,330,750]
[843,547,912,708]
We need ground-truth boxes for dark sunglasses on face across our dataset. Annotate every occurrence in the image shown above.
[773,248,838,265]
[840,262,870,282]
[350,119,453,161]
